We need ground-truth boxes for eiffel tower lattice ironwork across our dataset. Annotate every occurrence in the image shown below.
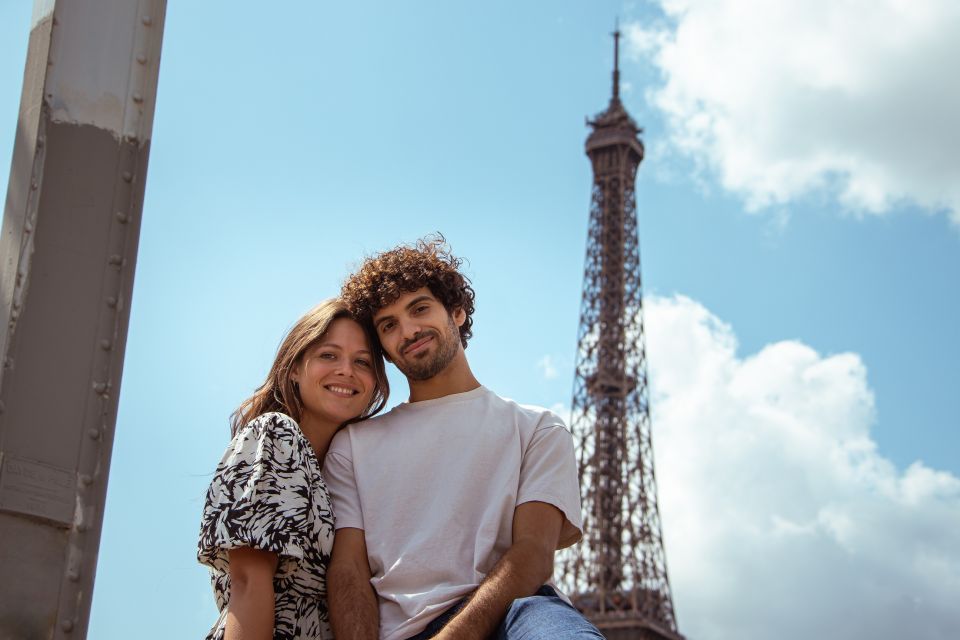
[559,29,683,640]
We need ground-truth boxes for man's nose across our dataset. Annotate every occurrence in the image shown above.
[399,317,421,340]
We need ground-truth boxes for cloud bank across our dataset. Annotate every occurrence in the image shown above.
[626,0,960,224]
[644,295,960,639]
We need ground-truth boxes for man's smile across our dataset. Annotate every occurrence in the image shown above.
[402,334,434,356]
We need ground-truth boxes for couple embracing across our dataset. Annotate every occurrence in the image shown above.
[198,237,603,640]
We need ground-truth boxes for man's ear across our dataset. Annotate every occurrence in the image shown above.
[452,306,466,328]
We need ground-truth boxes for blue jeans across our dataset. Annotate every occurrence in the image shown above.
[405,586,605,640]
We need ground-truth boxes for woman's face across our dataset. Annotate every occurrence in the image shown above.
[292,318,377,428]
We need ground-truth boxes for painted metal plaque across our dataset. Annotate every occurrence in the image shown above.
[0,453,75,526]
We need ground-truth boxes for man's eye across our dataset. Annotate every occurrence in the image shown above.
[414,305,428,314]
[379,322,394,333]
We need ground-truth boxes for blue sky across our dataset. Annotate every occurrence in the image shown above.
[2,1,958,639]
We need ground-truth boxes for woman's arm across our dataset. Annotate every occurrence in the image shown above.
[224,547,279,640]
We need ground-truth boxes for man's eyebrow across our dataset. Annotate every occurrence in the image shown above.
[375,295,435,326]
[404,295,434,311]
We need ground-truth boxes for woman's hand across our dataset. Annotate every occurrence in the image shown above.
[224,547,279,640]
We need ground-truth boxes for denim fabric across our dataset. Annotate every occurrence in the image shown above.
[405,586,605,640]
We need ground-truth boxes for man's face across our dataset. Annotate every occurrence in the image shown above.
[372,288,465,381]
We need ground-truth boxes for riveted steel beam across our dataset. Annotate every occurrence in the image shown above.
[0,1,166,636]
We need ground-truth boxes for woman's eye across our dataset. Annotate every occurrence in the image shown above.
[355,359,371,368]
[318,352,336,360]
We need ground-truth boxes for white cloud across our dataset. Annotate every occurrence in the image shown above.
[538,355,559,380]
[642,294,960,639]
[626,0,960,224]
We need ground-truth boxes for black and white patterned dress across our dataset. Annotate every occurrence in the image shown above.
[198,412,334,640]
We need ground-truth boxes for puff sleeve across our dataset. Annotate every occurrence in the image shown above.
[198,413,313,577]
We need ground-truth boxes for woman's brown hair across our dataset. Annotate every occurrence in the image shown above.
[230,299,388,435]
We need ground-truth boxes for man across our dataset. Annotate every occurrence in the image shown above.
[325,237,602,640]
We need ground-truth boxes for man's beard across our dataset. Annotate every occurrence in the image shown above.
[396,313,461,381]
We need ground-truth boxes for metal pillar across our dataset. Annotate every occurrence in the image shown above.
[0,1,166,637]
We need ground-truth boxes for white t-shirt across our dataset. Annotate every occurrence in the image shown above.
[324,386,583,640]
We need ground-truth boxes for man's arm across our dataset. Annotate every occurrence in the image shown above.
[224,547,279,640]
[434,501,564,640]
[328,527,380,640]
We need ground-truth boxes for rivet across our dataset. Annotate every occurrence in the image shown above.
[4,357,13,369]
[12,300,20,310]
[37,136,44,148]
[79,474,93,487]
[24,220,33,233]
[121,171,133,183]
[87,428,100,439]
[142,15,152,26]
[67,569,80,582]
[100,339,113,350]
[106,296,117,308]
[93,382,107,394]
[136,54,147,65]
[61,619,74,632]
[115,211,129,223]
[108,254,123,266]
[77,522,89,533]
[132,93,143,104]
[31,181,38,190]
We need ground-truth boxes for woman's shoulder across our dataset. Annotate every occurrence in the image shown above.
[245,411,299,431]
[231,412,307,457]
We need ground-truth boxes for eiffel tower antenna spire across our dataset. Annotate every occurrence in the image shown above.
[613,19,621,101]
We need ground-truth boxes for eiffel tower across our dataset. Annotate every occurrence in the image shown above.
[560,29,683,640]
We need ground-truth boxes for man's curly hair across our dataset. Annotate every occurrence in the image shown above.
[341,235,476,347]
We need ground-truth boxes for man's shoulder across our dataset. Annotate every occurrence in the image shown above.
[485,389,570,432]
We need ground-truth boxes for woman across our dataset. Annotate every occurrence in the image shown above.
[198,299,388,640]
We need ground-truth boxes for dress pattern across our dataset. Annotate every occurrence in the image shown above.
[198,412,334,640]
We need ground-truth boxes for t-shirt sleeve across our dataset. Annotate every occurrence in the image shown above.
[197,413,312,576]
[323,429,365,531]
[517,420,584,549]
